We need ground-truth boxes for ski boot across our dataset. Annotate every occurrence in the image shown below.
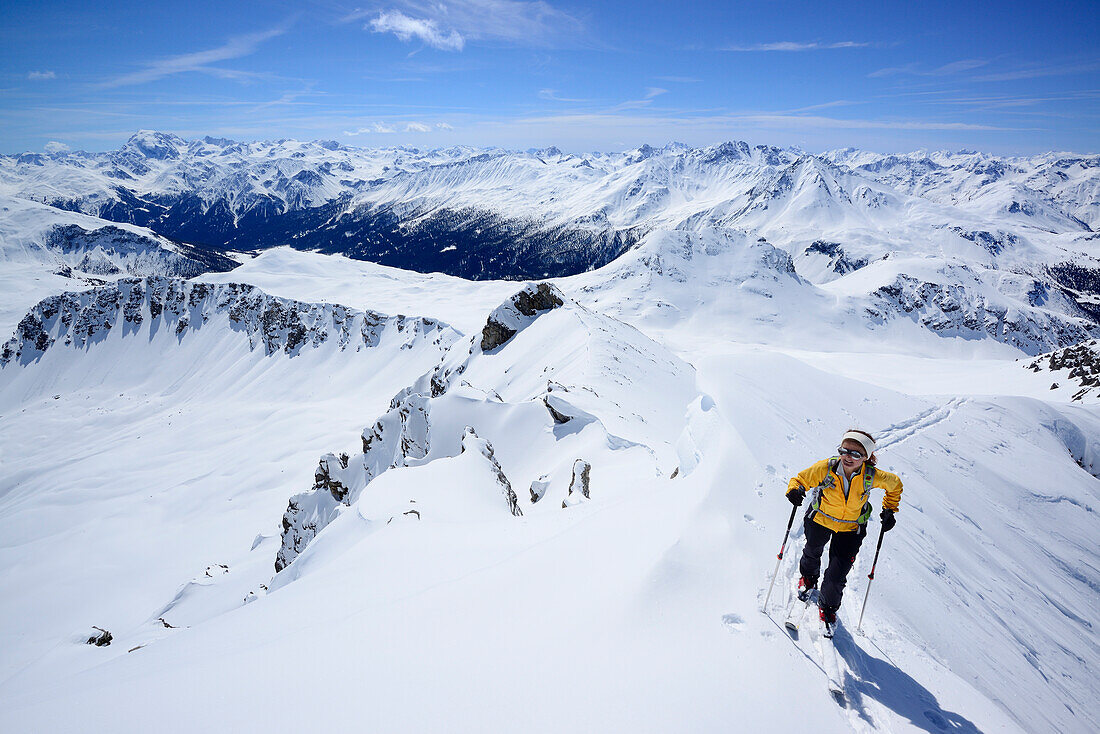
[820,604,838,638]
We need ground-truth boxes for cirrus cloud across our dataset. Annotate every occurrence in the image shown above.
[359,1,582,51]
[99,23,291,88]
[370,11,465,51]
[723,41,868,52]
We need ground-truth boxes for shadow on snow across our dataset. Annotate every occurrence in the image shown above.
[833,624,983,733]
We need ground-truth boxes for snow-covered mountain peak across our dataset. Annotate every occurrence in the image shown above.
[119,130,188,161]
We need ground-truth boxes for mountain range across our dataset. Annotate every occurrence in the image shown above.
[0,133,1098,733]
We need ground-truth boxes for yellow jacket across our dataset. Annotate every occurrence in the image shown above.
[788,459,903,533]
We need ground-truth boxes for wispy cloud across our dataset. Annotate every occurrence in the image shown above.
[405,122,432,132]
[645,87,667,99]
[729,113,1012,131]
[913,90,1100,116]
[356,1,583,50]
[972,61,1100,82]
[100,23,291,88]
[539,89,588,102]
[250,86,320,112]
[787,100,862,113]
[723,41,868,52]
[506,110,1016,134]
[932,59,989,75]
[869,59,988,78]
[370,11,465,51]
[44,141,69,153]
[28,70,57,80]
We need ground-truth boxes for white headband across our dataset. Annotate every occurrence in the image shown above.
[841,431,876,457]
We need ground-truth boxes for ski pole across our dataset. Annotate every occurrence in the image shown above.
[856,526,886,634]
[762,503,800,613]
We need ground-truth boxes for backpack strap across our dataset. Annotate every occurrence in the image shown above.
[806,459,839,524]
[808,459,876,527]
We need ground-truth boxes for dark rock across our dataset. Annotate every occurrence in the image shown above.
[804,240,868,275]
[87,626,112,646]
[543,396,572,424]
[562,459,591,507]
[461,427,523,517]
[480,283,565,352]
[1027,340,1100,401]
[529,474,551,503]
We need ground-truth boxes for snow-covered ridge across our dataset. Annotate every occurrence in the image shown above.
[825,147,1100,230]
[0,193,237,278]
[274,281,699,574]
[41,223,235,278]
[560,228,1100,356]
[0,277,458,367]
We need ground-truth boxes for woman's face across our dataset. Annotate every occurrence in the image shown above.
[839,438,867,474]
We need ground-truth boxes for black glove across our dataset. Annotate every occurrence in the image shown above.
[787,487,806,507]
[880,509,896,532]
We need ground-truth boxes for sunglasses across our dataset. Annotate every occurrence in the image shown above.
[837,447,865,460]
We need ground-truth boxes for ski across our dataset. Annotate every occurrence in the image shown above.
[784,594,810,631]
[784,578,815,631]
[816,617,846,700]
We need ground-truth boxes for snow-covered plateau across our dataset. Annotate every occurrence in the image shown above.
[0,134,1098,733]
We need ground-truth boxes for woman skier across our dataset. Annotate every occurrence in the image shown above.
[785,429,903,633]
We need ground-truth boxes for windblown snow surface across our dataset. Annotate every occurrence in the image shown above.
[1,213,1099,730]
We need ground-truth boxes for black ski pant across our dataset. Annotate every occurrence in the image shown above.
[798,517,865,612]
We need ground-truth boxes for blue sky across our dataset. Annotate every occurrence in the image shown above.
[1,0,1097,154]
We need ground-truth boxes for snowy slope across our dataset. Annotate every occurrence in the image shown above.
[1,252,1098,732]
[0,278,457,699]
[2,137,1099,733]
[0,193,237,337]
[0,193,236,276]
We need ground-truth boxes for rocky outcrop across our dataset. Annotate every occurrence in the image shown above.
[275,285,577,571]
[388,283,570,402]
[275,486,348,572]
[461,427,522,517]
[276,392,434,571]
[562,459,591,508]
[803,240,868,275]
[868,273,1096,355]
[86,627,112,647]
[314,453,352,502]
[949,227,1019,257]
[529,474,551,503]
[0,277,457,367]
[480,283,565,351]
[1027,339,1100,400]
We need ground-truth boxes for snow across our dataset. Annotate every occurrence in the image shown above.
[1,139,1099,733]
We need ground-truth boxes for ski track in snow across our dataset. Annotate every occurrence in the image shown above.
[875,397,968,452]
